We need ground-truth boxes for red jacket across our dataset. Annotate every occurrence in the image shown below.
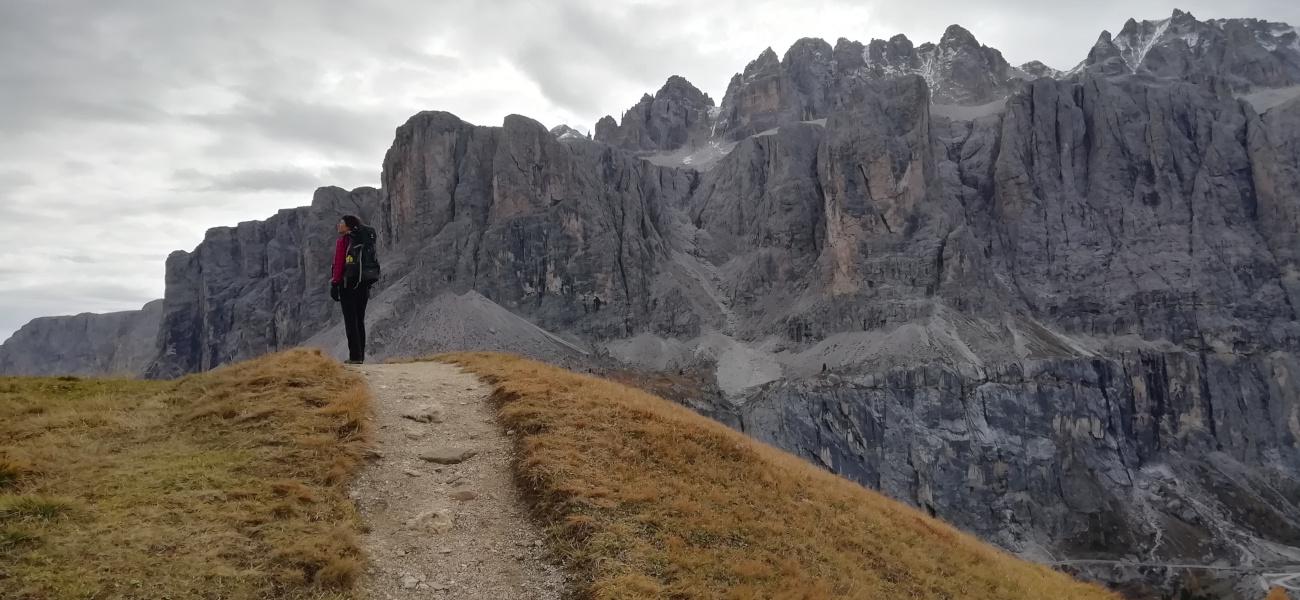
[331,235,348,284]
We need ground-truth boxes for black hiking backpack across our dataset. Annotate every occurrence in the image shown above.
[343,225,381,288]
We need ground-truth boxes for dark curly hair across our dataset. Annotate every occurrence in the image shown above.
[340,215,362,230]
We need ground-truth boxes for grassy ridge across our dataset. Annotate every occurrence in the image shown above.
[0,349,370,600]
[442,352,1118,600]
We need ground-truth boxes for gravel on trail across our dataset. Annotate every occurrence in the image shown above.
[350,362,565,599]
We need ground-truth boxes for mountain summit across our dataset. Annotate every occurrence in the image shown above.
[594,75,714,151]
[1076,9,1300,87]
[592,10,1300,155]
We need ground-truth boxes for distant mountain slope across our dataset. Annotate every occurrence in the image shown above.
[0,299,162,376]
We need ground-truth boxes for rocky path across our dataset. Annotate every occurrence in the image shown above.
[349,362,564,599]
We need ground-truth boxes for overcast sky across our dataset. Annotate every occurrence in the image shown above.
[1,0,1296,341]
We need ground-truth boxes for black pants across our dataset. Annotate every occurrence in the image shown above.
[339,284,371,361]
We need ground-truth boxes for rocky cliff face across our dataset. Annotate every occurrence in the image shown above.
[9,11,1300,598]
[594,76,715,152]
[1076,10,1300,88]
[0,300,162,376]
[597,16,1300,591]
[708,26,1027,143]
[548,124,586,141]
[1019,60,1063,80]
[737,350,1300,597]
[146,186,381,378]
[376,111,699,341]
[863,25,1027,104]
[696,66,1300,594]
[1248,89,1300,311]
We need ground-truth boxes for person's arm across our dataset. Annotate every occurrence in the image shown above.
[330,236,347,300]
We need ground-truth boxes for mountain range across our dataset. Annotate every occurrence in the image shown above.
[5,10,1300,598]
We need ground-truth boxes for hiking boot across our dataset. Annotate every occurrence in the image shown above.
[345,359,365,365]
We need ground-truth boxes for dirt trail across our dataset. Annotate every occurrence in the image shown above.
[349,362,564,599]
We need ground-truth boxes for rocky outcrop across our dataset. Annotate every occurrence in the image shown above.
[712,27,1026,141]
[1075,10,1300,89]
[866,25,1026,104]
[736,350,1300,596]
[549,124,586,141]
[1019,60,1063,80]
[146,186,382,378]
[593,76,714,152]
[990,77,1296,350]
[0,300,162,376]
[1247,96,1300,311]
[711,46,794,140]
[378,111,697,340]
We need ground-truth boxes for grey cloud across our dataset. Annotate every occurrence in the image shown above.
[414,1,713,122]
[506,4,672,114]
[9,282,158,306]
[172,164,378,193]
[173,167,323,192]
[323,165,380,188]
[0,95,168,135]
[193,100,398,161]
[0,169,35,188]
[0,2,222,135]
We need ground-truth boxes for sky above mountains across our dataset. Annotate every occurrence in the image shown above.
[1,0,1297,341]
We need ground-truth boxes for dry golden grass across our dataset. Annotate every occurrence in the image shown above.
[0,349,371,600]
[1270,587,1293,600]
[440,352,1119,600]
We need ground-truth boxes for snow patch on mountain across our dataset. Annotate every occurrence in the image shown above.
[914,45,951,91]
[1115,17,1171,73]
[644,140,738,172]
[550,124,587,142]
[1240,85,1300,113]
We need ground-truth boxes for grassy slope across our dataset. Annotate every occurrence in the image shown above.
[442,352,1119,600]
[0,349,370,600]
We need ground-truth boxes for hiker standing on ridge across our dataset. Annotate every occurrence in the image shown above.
[330,215,381,364]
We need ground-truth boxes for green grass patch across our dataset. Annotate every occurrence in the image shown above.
[0,496,76,521]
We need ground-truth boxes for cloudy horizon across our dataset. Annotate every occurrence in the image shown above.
[2,0,1297,341]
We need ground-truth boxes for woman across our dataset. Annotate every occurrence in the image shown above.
[330,215,381,364]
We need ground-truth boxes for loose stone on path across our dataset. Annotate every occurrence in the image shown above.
[402,406,444,423]
[419,447,478,464]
